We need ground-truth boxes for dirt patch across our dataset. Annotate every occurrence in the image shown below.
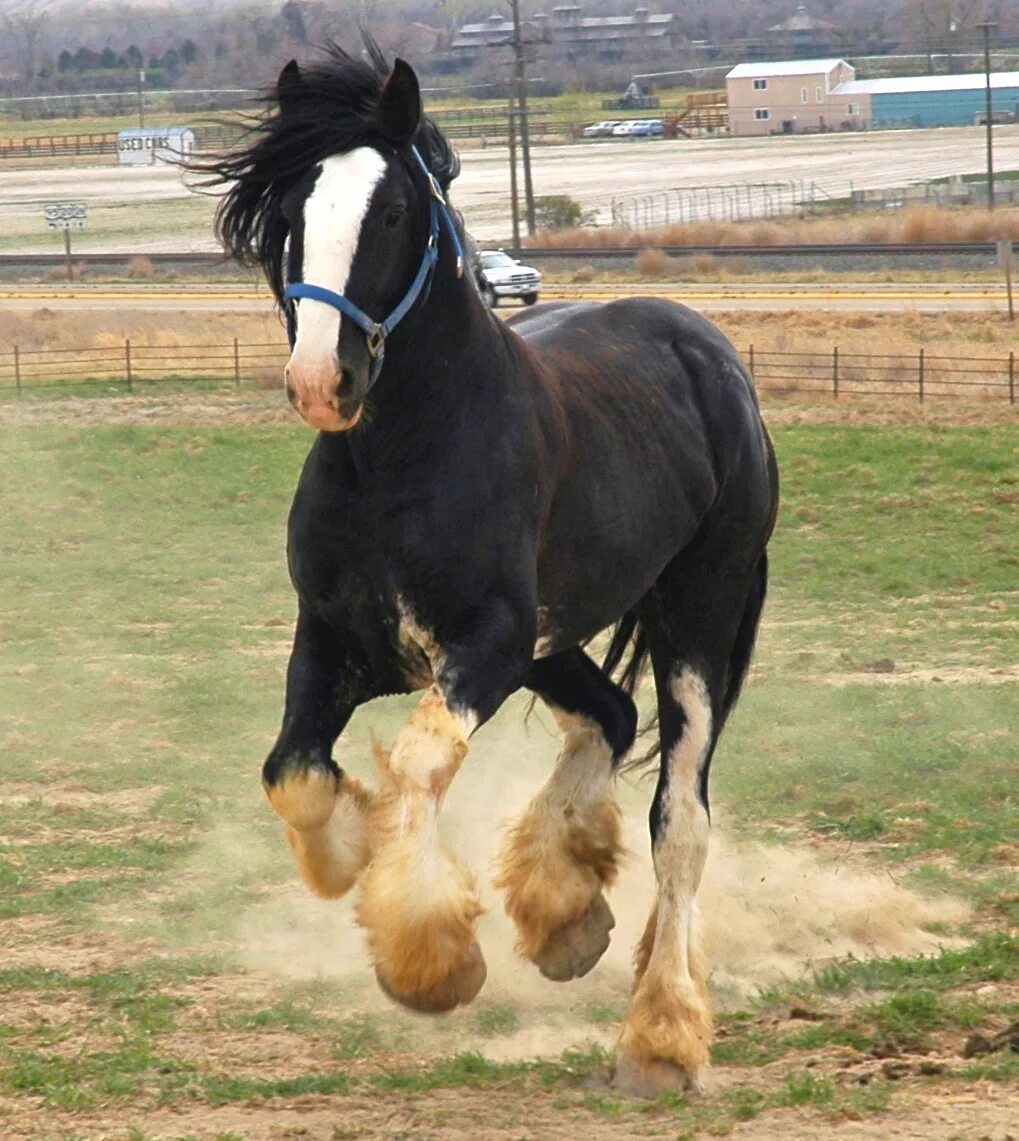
[1,1081,1016,1141]
[0,917,162,973]
[807,665,1019,687]
[0,781,165,814]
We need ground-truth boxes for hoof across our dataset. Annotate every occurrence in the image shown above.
[375,941,487,1014]
[612,1054,702,1100]
[265,766,338,832]
[532,893,614,982]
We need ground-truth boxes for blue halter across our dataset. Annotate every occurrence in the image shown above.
[283,146,464,390]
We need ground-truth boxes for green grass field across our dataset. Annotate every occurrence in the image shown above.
[0,412,1016,1138]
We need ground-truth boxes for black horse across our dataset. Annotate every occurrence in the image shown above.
[206,45,778,1097]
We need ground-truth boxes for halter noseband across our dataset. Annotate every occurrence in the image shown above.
[283,146,464,390]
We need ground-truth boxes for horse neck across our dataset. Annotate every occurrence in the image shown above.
[372,257,512,412]
[339,258,525,473]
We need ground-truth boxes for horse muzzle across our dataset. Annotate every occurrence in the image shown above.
[285,363,365,433]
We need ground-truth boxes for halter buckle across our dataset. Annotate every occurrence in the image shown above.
[365,326,385,358]
[425,171,446,205]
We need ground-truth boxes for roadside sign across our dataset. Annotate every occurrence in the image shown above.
[998,239,1015,322]
[44,202,88,231]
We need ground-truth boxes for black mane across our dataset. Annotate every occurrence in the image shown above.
[197,41,460,304]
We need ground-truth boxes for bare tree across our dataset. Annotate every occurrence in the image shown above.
[5,11,49,81]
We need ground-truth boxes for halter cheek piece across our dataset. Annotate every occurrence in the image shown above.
[283,146,464,390]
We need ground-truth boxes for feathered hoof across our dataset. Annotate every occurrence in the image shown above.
[611,1052,703,1100]
[532,892,614,982]
[265,765,339,832]
[375,940,487,1014]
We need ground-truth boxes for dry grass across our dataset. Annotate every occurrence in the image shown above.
[527,205,1019,249]
[633,248,672,278]
[126,255,156,279]
[7,307,1014,361]
[710,309,1019,360]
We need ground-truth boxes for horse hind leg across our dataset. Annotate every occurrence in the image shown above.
[496,650,636,981]
[614,665,714,1098]
[614,553,768,1098]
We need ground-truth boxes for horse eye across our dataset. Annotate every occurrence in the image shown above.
[383,206,406,228]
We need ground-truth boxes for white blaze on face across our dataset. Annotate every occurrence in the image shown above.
[288,147,388,390]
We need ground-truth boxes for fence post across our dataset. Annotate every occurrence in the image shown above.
[748,343,755,379]
[14,345,21,398]
[918,347,924,403]
[125,338,132,391]
[832,345,839,400]
[1010,351,1015,405]
[233,337,240,388]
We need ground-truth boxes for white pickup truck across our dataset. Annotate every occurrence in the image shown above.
[474,249,542,308]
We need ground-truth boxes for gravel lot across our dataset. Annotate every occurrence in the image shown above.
[1,123,1017,249]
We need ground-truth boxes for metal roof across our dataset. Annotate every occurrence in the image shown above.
[836,71,1019,96]
[727,59,848,79]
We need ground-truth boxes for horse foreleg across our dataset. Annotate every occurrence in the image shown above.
[496,651,635,981]
[356,687,486,1013]
[496,710,622,979]
[262,610,374,899]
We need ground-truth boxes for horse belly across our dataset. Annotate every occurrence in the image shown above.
[534,448,711,655]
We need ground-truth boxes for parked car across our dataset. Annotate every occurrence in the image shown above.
[582,120,621,138]
[474,249,542,307]
[613,118,663,138]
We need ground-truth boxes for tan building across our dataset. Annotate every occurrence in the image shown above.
[726,59,856,136]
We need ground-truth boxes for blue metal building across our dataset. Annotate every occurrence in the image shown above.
[838,73,1019,129]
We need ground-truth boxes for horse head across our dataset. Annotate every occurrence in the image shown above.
[207,46,462,433]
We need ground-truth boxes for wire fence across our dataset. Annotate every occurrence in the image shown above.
[0,340,288,395]
[610,181,834,228]
[0,338,1015,404]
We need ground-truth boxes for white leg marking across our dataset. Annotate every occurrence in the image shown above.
[658,670,712,921]
[616,668,714,1091]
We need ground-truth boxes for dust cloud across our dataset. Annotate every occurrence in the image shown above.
[227,693,968,1057]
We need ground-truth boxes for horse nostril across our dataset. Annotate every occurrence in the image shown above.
[283,369,298,406]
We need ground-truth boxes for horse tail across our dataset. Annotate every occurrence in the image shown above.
[601,550,769,765]
[718,550,768,731]
[601,612,657,764]
[602,610,651,697]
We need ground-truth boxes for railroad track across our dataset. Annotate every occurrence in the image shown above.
[0,240,1011,273]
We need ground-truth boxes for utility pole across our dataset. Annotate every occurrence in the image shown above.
[507,94,521,251]
[508,0,536,235]
[137,68,145,129]
[976,21,996,209]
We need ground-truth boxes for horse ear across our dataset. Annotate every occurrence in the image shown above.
[378,58,421,143]
[276,59,302,113]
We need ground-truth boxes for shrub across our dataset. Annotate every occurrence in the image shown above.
[634,248,672,278]
[533,194,596,231]
[126,255,156,279]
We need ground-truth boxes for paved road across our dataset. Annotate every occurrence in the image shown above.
[2,123,1017,246]
[0,282,1012,314]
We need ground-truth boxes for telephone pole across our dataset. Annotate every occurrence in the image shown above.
[976,21,996,209]
[509,0,536,235]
